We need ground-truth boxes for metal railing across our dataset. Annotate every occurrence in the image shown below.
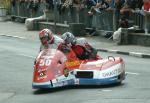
[0,7,7,17]
[10,2,146,32]
[11,2,47,18]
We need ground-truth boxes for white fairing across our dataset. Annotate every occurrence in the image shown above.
[51,73,75,87]
[98,63,123,79]
[33,81,51,86]
[76,63,124,79]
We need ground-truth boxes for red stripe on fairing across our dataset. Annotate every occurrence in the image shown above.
[101,58,123,70]
[79,57,123,71]
[33,49,66,83]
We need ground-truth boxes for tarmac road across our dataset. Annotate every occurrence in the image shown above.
[0,21,150,58]
[0,36,150,103]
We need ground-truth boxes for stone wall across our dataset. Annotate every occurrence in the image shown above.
[38,22,69,34]
[121,29,150,46]
[38,22,86,36]
[129,33,150,46]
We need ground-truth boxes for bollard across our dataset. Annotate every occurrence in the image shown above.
[120,28,128,45]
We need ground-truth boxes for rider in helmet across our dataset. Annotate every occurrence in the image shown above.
[39,28,63,51]
[59,32,100,60]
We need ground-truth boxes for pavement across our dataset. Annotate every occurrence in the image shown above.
[0,21,150,58]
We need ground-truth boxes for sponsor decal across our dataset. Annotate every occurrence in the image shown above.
[102,68,121,78]
[38,68,47,72]
[63,68,69,77]
[37,68,47,80]
[53,80,68,87]
[37,72,47,80]
[65,60,80,68]
[96,63,103,67]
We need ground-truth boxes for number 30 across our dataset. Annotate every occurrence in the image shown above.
[39,59,51,66]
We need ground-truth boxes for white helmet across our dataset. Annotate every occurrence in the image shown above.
[61,32,76,44]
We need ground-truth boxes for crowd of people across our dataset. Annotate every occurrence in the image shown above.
[11,0,150,33]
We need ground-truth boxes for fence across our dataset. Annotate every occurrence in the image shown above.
[10,2,146,32]
[0,7,7,17]
[11,2,46,18]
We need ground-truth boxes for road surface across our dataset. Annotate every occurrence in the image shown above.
[0,36,150,103]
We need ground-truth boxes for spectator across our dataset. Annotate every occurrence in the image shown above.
[119,2,133,28]
[106,0,116,31]
[115,0,124,28]
[62,0,73,9]
[143,0,150,11]
[119,15,129,28]
[72,0,82,12]
[85,0,97,10]
[11,0,16,7]
[137,0,144,9]
[58,0,73,14]
[106,0,115,10]
[38,0,49,16]
[46,0,54,9]
[11,0,17,15]
[142,0,150,33]
[88,0,109,15]
[86,0,109,35]
[126,0,138,10]
[28,0,39,17]
[83,0,97,29]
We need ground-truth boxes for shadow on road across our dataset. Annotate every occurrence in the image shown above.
[33,82,125,94]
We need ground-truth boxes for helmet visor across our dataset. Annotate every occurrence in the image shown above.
[40,36,48,45]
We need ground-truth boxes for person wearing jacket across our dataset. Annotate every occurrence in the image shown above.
[58,32,101,60]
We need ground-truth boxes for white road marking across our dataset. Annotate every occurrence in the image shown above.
[101,89,112,92]
[0,34,26,39]
[17,54,35,59]
[126,72,140,75]
[108,50,118,53]
[129,52,143,57]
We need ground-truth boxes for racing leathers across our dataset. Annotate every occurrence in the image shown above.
[40,35,63,51]
[58,38,100,60]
